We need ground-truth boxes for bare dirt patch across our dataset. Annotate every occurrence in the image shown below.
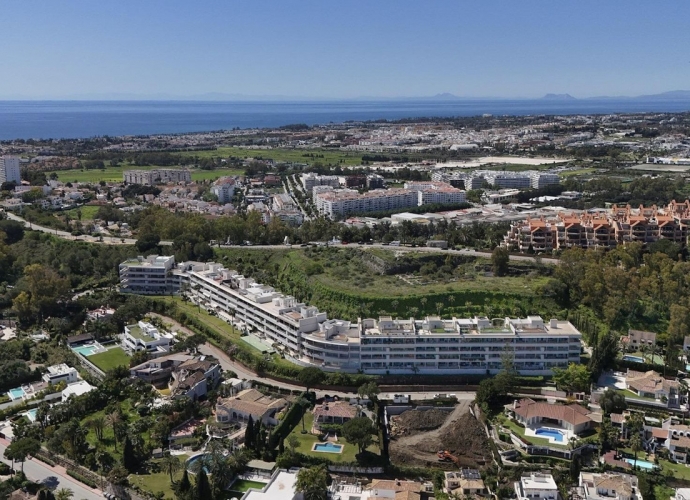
[389,400,492,469]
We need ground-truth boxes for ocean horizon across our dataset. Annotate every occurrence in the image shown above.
[1,98,689,141]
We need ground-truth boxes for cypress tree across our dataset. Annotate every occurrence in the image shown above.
[195,469,213,500]
[177,468,192,499]
[122,436,136,472]
[244,416,254,450]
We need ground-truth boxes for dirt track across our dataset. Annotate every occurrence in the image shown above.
[389,400,492,469]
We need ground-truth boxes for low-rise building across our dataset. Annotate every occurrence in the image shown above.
[578,472,642,500]
[42,364,79,385]
[61,380,96,401]
[514,473,558,500]
[216,388,287,426]
[624,369,680,404]
[445,469,487,497]
[312,401,358,430]
[211,177,236,203]
[169,357,222,400]
[130,353,194,385]
[122,321,174,355]
[119,255,176,295]
[622,329,656,350]
[123,168,191,185]
[506,398,594,435]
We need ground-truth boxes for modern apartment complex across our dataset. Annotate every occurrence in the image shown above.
[0,156,21,185]
[119,255,176,294]
[432,169,560,191]
[504,201,690,251]
[120,258,582,375]
[122,320,174,355]
[301,173,341,193]
[123,168,191,185]
[404,181,467,205]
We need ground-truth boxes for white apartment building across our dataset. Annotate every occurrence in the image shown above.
[315,188,419,218]
[514,473,558,500]
[123,169,191,185]
[530,172,560,189]
[121,258,582,375]
[579,473,642,500]
[478,171,533,189]
[211,177,236,203]
[301,173,341,193]
[0,156,21,184]
[122,320,174,355]
[42,364,80,385]
[119,255,176,295]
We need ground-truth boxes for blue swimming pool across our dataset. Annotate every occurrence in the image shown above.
[622,355,645,363]
[72,344,97,356]
[24,408,38,422]
[7,387,26,400]
[186,454,211,473]
[312,442,344,453]
[624,458,657,470]
[535,428,565,442]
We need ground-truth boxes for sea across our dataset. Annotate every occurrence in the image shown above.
[1,99,689,140]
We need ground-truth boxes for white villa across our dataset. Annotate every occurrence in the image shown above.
[515,473,558,500]
[578,473,642,500]
[122,321,174,356]
[42,364,80,385]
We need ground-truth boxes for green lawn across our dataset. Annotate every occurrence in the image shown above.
[153,296,242,343]
[88,347,130,372]
[129,455,187,500]
[62,205,101,220]
[81,400,150,461]
[286,412,379,463]
[617,389,658,402]
[180,147,366,167]
[559,168,595,178]
[55,165,244,183]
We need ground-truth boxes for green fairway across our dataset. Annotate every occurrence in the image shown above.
[88,347,130,372]
[55,165,244,183]
[62,205,100,220]
[180,147,366,166]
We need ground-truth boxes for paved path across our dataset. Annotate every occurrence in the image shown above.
[0,440,103,500]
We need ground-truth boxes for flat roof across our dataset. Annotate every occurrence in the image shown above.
[127,325,153,341]
[242,470,297,500]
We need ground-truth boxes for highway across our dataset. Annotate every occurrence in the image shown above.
[0,440,104,500]
[3,211,555,264]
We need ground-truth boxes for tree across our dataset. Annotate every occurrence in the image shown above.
[195,469,212,500]
[341,417,375,455]
[55,489,73,500]
[286,434,300,452]
[161,453,181,483]
[89,415,106,442]
[136,232,161,253]
[491,247,509,277]
[244,416,255,451]
[3,437,41,472]
[494,347,517,395]
[37,490,56,500]
[552,363,591,393]
[295,465,328,500]
[599,389,627,416]
[297,367,324,394]
[175,469,192,500]
[122,436,137,472]
[357,381,380,404]
[599,417,620,452]
[629,433,642,470]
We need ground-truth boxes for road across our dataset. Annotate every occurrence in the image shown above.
[4,211,554,264]
[197,342,475,401]
[0,440,103,500]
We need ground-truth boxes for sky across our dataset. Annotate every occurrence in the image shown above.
[1,0,689,100]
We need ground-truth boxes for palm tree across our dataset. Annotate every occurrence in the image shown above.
[629,433,642,470]
[55,488,73,500]
[161,453,181,483]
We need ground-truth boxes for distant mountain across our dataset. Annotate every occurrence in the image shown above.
[541,93,577,100]
[635,90,690,100]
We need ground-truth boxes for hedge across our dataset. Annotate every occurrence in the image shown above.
[269,399,306,449]
[66,470,98,488]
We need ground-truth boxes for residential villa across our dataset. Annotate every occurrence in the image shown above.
[169,357,222,400]
[578,472,642,500]
[445,469,487,497]
[42,364,79,385]
[506,399,594,442]
[624,370,680,405]
[514,473,558,500]
[312,401,358,431]
[61,380,96,401]
[122,321,174,356]
[130,353,195,385]
[216,388,288,426]
[621,330,657,351]
[650,419,690,463]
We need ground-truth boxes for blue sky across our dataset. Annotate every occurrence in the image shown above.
[1,0,689,99]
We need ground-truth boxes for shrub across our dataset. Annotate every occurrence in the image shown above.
[66,470,97,488]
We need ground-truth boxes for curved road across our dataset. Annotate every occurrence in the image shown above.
[3,212,554,263]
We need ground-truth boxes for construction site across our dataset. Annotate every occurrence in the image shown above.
[387,400,493,470]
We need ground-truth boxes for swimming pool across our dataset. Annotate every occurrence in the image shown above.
[622,355,645,363]
[186,454,211,473]
[24,408,38,422]
[312,442,343,453]
[72,344,97,356]
[7,387,26,400]
[624,458,657,470]
[535,428,565,442]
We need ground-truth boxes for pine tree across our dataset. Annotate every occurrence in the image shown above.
[195,469,213,500]
[244,416,255,451]
[175,469,192,500]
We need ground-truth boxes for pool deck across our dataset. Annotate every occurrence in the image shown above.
[311,442,344,454]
